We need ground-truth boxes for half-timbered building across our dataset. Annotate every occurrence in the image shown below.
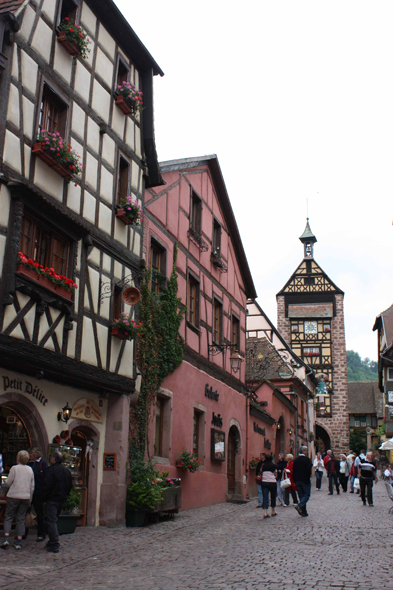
[143,155,257,509]
[0,0,163,525]
[276,219,349,455]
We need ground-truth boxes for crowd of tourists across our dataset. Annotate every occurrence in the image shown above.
[255,446,380,517]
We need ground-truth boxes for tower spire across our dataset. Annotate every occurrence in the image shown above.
[299,218,317,259]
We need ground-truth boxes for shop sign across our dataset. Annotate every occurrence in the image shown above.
[71,398,103,423]
[211,412,223,428]
[253,422,265,436]
[2,375,48,406]
[264,438,272,450]
[211,429,225,461]
[205,384,219,401]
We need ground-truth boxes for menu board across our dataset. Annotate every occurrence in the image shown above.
[211,429,225,462]
[103,453,116,470]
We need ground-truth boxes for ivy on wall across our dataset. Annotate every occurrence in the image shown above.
[129,243,186,470]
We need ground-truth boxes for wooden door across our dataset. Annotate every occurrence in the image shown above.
[227,429,236,493]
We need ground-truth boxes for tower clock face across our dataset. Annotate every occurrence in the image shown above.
[304,321,317,334]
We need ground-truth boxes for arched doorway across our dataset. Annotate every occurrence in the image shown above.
[227,424,241,496]
[69,421,100,526]
[275,416,285,458]
[0,395,48,473]
[316,424,331,455]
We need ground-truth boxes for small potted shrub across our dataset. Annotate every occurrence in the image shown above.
[115,81,143,116]
[126,464,163,527]
[175,449,201,473]
[57,18,90,59]
[32,130,83,181]
[116,196,143,226]
[249,457,259,470]
[58,486,82,534]
[111,313,143,340]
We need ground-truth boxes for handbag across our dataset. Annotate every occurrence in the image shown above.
[255,473,262,484]
[353,477,360,490]
[280,477,292,489]
[25,508,37,529]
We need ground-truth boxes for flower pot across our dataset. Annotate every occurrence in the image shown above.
[249,466,256,471]
[32,143,73,180]
[57,514,79,535]
[175,460,185,470]
[111,326,129,340]
[57,30,80,56]
[125,508,147,527]
[16,264,39,281]
[115,208,137,226]
[115,95,133,116]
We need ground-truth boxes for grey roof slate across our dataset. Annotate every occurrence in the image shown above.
[347,381,383,417]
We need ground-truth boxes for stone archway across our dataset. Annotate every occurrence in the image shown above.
[227,419,243,499]
[0,392,49,458]
[315,422,333,455]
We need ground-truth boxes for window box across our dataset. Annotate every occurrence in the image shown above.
[111,326,129,340]
[115,208,135,225]
[17,264,73,300]
[32,143,73,180]
[115,95,133,116]
[57,30,80,56]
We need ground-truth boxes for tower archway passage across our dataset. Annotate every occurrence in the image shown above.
[315,424,331,455]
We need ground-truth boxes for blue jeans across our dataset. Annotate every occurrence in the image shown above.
[261,482,277,510]
[295,481,311,513]
[257,483,263,505]
[350,474,355,491]
[315,471,322,489]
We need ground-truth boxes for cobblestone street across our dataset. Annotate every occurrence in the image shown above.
[0,480,392,590]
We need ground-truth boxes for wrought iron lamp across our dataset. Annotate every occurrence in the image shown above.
[57,402,72,424]
[208,342,243,374]
[287,428,293,435]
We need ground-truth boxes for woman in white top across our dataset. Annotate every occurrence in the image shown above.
[339,453,350,492]
[313,452,324,490]
[1,450,35,550]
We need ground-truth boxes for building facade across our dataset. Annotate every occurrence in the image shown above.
[144,155,257,508]
[276,220,349,455]
[0,0,163,525]
[373,304,393,441]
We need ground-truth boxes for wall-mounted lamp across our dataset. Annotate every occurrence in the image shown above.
[57,402,72,424]
[208,342,243,374]
[230,351,243,374]
[287,428,293,436]
[277,423,281,430]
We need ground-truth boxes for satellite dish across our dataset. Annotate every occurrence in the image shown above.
[122,287,140,305]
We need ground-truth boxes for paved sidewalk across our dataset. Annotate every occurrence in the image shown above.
[0,479,392,590]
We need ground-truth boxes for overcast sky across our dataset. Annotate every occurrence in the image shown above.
[115,0,393,361]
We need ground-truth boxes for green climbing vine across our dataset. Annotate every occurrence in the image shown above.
[129,243,186,474]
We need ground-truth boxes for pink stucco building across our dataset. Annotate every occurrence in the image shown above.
[144,155,257,508]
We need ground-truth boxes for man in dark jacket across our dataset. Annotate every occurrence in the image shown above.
[292,446,312,517]
[43,451,72,553]
[28,447,48,542]
[326,455,340,495]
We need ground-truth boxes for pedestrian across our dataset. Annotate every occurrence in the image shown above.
[28,447,48,542]
[283,453,298,507]
[339,453,350,492]
[261,454,278,518]
[0,450,34,549]
[0,452,3,476]
[359,451,378,507]
[354,450,366,494]
[313,452,324,490]
[323,449,333,471]
[292,445,313,517]
[255,452,266,508]
[384,464,393,484]
[42,451,72,553]
[326,454,340,495]
[275,453,287,506]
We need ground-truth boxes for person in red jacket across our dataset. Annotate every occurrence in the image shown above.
[283,453,298,507]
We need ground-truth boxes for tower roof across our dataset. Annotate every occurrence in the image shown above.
[299,218,317,244]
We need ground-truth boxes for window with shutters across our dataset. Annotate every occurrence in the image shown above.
[149,240,166,295]
[59,0,79,23]
[18,212,71,276]
[38,84,68,137]
[187,274,200,328]
[231,315,240,352]
[213,298,222,345]
[117,154,130,205]
[190,190,202,235]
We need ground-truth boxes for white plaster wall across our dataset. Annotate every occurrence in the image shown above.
[74,62,91,104]
[119,341,134,378]
[83,191,96,224]
[11,46,18,79]
[114,219,127,247]
[33,159,63,201]
[125,121,134,152]
[85,153,98,191]
[102,134,115,168]
[112,105,125,140]
[41,0,56,23]
[133,231,141,258]
[95,47,113,83]
[100,166,113,204]
[98,23,116,59]
[0,236,6,278]
[131,160,140,191]
[21,51,38,96]
[3,130,21,174]
[91,80,110,124]
[88,266,100,313]
[98,203,111,235]
[96,322,108,370]
[0,185,11,227]
[71,103,86,141]
[7,83,20,129]
[81,2,97,36]
[87,117,100,152]
[22,96,35,140]
[18,4,35,42]
[81,316,96,365]
[135,126,141,158]
[53,43,73,85]
[31,18,52,62]
[66,183,81,214]
[24,145,31,179]
[87,246,100,267]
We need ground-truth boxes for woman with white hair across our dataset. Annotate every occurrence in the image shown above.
[1,450,35,550]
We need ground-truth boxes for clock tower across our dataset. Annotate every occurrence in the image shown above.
[276,219,349,455]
